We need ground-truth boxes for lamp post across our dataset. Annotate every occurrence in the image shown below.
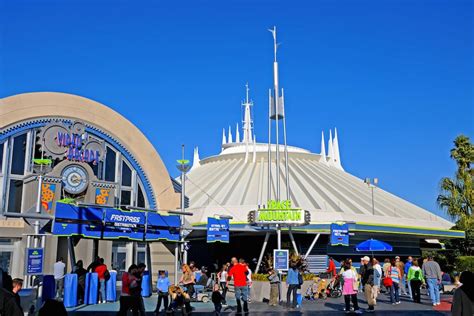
[176,145,190,284]
[364,178,378,215]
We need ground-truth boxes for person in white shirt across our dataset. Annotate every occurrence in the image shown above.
[217,264,228,305]
[53,257,66,300]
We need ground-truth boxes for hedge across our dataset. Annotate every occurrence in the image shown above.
[455,256,474,272]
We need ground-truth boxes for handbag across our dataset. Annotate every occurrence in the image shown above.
[383,276,393,287]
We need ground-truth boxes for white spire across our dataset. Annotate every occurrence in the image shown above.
[320,131,327,164]
[236,123,240,143]
[327,129,335,166]
[190,146,200,170]
[222,128,227,145]
[242,83,254,144]
[228,126,233,143]
[253,135,257,163]
[333,128,343,170]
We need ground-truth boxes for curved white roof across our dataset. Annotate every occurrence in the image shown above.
[185,142,453,230]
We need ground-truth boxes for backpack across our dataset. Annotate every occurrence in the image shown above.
[298,272,304,286]
[414,270,420,280]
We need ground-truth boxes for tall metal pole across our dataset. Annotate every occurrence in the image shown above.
[281,88,290,201]
[268,89,272,202]
[269,26,282,251]
[175,145,189,285]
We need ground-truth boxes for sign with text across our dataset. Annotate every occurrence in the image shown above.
[103,209,146,240]
[273,249,289,271]
[330,223,350,246]
[248,200,310,226]
[25,248,44,275]
[146,212,180,242]
[206,217,230,243]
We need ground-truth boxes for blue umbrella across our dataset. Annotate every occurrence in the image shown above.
[355,239,393,254]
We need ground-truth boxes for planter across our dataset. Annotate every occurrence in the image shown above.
[248,280,313,303]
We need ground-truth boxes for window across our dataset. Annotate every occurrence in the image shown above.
[137,185,146,208]
[7,180,23,213]
[11,134,27,175]
[104,149,116,182]
[120,190,131,206]
[121,161,132,187]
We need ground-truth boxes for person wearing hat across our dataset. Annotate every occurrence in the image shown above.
[360,256,376,312]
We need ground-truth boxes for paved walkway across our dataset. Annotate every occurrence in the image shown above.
[67,292,453,315]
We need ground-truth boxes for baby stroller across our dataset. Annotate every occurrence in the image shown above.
[168,285,192,315]
[326,274,342,298]
[304,277,328,300]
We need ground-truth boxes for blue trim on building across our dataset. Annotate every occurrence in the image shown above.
[191,222,465,239]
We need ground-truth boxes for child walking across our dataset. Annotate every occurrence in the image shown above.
[211,283,224,315]
[155,270,170,314]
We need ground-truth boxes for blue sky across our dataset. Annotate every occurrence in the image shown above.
[1,0,472,219]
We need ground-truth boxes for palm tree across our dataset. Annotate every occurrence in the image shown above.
[437,135,473,228]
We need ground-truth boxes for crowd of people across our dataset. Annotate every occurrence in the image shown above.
[325,255,474,314]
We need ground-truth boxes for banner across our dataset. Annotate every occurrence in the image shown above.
[95,188,110,205]
[103,209,146,240]
[273,249,289,271]
[41,183,56,214]
[206,217,230,243]
[52,202,103,238]
[330,223,349,246]
[25,248,44,275]
[146,212,180,242]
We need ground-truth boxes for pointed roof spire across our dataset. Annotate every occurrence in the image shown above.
[327,129,335,166]
[333,128,343,170]
[228,126,233,143]
[236,123,240,143]
[320,131,327,164]
[242,82,254,144]
[222,128,227,145]
[190,146,200,170]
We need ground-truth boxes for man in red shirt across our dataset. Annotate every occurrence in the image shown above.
[94,258,108,303]
[327,257,336,277]
[228,258,249,314]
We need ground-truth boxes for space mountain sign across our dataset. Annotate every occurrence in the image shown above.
[248,200,310,226]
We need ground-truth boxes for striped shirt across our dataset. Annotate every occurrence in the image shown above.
[390,266,400,284]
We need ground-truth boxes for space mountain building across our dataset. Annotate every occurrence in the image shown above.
[182,29,464,272]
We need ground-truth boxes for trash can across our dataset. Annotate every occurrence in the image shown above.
[63,274,78,308]
[141,271,151,297]
[85,272,98,305]
[42,275,56,302]
[106,271,117,302]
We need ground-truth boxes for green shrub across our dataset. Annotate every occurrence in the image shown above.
[455,256,474,272]
[251,273,319,282]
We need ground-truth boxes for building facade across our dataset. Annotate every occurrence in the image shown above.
[0,92,180,281]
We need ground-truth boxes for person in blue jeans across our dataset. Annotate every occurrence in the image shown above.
[286,264,300,308]
[389,259,402,304]
[422,256,442,306]
[404,256,413,299]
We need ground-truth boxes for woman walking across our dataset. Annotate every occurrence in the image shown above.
[217,264,228,305]
[179,264,196,298]
[388,259,402,305]
[407,259,424,303]
[341,259,362,314]
[286,264,300,308]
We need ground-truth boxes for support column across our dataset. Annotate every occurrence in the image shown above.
[255,232,270,274]
[304,233,320,259]
[288,228,298,255]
